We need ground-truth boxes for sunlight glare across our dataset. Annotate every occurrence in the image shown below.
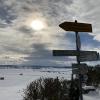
[30,19,46,31]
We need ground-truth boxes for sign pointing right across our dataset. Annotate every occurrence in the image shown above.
[53,50,99,62]
[79,52,99,62]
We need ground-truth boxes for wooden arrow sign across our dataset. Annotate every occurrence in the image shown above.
[53,50,99,61]
[79,52,99,62]
[53,50,78,56]
[59,21,92,32]
[72,64,88,75]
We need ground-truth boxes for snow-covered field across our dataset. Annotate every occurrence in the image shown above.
[0,68,71,100]
[0,68,99,100]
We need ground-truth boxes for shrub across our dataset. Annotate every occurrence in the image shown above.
[23,77,71,100]
[87,67,100,87]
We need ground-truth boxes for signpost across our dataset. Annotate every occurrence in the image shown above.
[53,50,99,61]
[52,20,99,100]
[72,64,88,75]
[79,52,99,62]
[53,50,78,56]
[59,21,92,32]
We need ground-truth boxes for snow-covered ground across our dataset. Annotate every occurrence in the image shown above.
[0,68,71,100]
[0,68,99,100]
[83,90,100,100]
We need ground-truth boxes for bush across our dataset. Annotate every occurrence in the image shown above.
[87,67,100,87]
[23,77,71,100]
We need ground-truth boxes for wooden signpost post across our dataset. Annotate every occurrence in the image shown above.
[52,20,99,100]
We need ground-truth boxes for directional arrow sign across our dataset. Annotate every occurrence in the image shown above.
[53,50,99,61]
[79,52,99,62]
[72,64,88,75]
[53,50,78,56]
[59,21,92,32]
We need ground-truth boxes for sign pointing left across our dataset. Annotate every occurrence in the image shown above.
[59,21,92,32]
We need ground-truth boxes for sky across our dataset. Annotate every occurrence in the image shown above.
[0,0,100,66]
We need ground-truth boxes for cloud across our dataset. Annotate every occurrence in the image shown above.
[0,0,16,25]
[0,0,100,66]
[80,33,100,49]
[18,25,33,35]
[22,43,76,66]
[68,0,100,41]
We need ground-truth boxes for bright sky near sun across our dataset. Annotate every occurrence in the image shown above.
[0,0,100,66]
[30,19,47,31]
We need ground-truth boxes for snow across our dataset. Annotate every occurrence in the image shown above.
[84,90,100,100]
[0,68,71,100]
[0,68,100,100]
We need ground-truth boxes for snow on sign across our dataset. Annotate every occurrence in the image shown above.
[59,21,92,32]
[72,64,88,75]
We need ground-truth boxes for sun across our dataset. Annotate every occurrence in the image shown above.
[30,19,46,31]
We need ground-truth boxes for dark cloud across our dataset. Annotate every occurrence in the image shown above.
[22,6,32,12]
[18,26,33,35]
[23,43,56,65]
[2,44,31,55]
[0,1,16,24]
[23,43,75,66]
[26,43,52,59]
